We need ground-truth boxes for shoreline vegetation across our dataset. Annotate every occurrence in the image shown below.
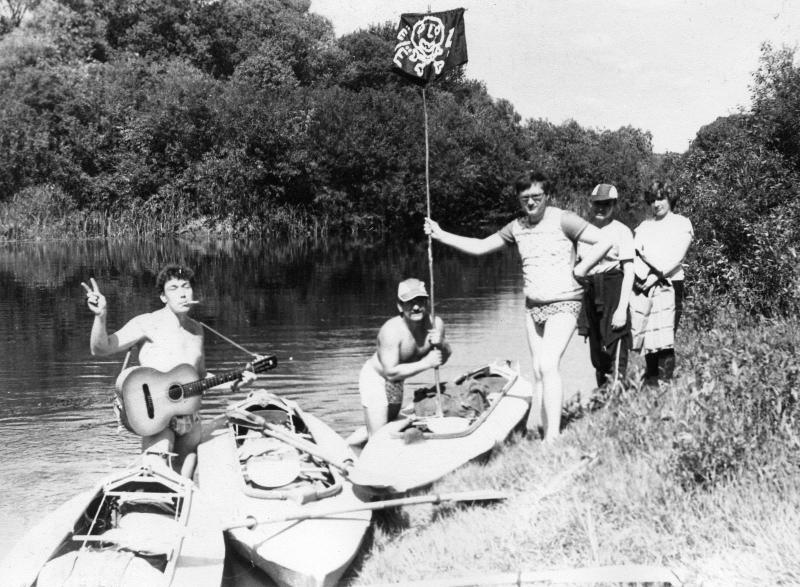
[344,312,800,585]
[4,1,800,584]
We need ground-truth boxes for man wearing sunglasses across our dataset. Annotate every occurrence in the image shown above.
[577,184,635,394]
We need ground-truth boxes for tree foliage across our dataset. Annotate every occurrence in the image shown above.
[669,43,800,320]
[0,0,655,241]
[525,119,653,227]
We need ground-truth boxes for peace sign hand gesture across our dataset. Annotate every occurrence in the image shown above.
[81,277,107,317]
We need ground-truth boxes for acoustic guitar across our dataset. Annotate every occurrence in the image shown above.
[116,355,277,436]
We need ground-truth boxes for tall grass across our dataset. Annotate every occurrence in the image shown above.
[0,185,86,240]
[0,186,389,241]
[603,312,800,489]
[346,314,800,585]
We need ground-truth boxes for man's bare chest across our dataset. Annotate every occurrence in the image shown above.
[139,324,203,370]
[398,334,430,362]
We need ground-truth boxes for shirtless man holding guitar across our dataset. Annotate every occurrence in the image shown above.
[82,264,266,476]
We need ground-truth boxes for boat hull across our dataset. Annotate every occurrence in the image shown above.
[0,461,224,587]
[348,361,533,494]
[197,392,371,587]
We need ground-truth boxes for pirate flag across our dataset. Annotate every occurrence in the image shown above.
[393,8,467,84]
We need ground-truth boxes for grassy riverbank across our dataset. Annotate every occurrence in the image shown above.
[0,186,336,241]
[347,314,800,585]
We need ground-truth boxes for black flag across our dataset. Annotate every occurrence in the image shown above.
[393,8,467,84]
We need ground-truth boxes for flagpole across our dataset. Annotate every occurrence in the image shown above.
[422,87,434,320]
[422,86,444,419]
[394,7,467,421]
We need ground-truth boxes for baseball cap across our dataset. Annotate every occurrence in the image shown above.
[590,183,618,202]
[397,278,429,302]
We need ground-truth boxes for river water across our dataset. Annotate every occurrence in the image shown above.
[0,236,595,573]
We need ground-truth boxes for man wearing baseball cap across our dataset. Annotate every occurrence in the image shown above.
[357,278,451,436]
[577,183,635,393]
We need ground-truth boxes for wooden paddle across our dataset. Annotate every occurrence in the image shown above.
[369,565,684,586]
[226,489,508,530]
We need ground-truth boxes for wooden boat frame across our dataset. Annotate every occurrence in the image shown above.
[1,457,224,587]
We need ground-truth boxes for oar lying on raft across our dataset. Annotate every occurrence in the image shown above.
[226,407,354,476]
[226,489,508,530]
[364,564,684,586]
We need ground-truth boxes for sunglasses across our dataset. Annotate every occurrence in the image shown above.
[400,296,429,306]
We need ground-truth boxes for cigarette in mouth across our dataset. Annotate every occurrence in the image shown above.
[186,300,200,305]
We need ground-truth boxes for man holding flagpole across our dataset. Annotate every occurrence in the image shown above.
[383,8,467,434]
[358,278,452,437]
[425,172,613,443]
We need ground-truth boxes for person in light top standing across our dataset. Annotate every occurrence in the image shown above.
[631,180,693,386]
[425,171,613,443]
[577,183,635,392]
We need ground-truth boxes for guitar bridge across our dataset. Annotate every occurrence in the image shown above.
[142,384,154,419]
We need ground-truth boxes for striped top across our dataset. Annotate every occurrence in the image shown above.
[497,207,588,305]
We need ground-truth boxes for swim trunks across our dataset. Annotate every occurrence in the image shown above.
[359,361,404,410]
[526,300,583,326]
[170,412,202,436]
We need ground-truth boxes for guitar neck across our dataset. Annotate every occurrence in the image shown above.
[181,370,243,398]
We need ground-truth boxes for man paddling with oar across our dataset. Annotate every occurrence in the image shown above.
[358,278,452,437]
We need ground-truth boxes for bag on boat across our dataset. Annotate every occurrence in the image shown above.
[412,376,490,419]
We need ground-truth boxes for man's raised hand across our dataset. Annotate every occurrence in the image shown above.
[81,277,107,316]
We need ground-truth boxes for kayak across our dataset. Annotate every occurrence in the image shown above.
[0,457,224,587]
[348,361,533,494]
[197,391,371,587]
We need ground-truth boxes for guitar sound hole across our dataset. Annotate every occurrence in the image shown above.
[168,385,184,401]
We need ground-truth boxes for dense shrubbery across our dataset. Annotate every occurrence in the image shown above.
[603,314,800,490]
[0,0,654,240]
[525,120,654,227]
[674,44,800,320]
